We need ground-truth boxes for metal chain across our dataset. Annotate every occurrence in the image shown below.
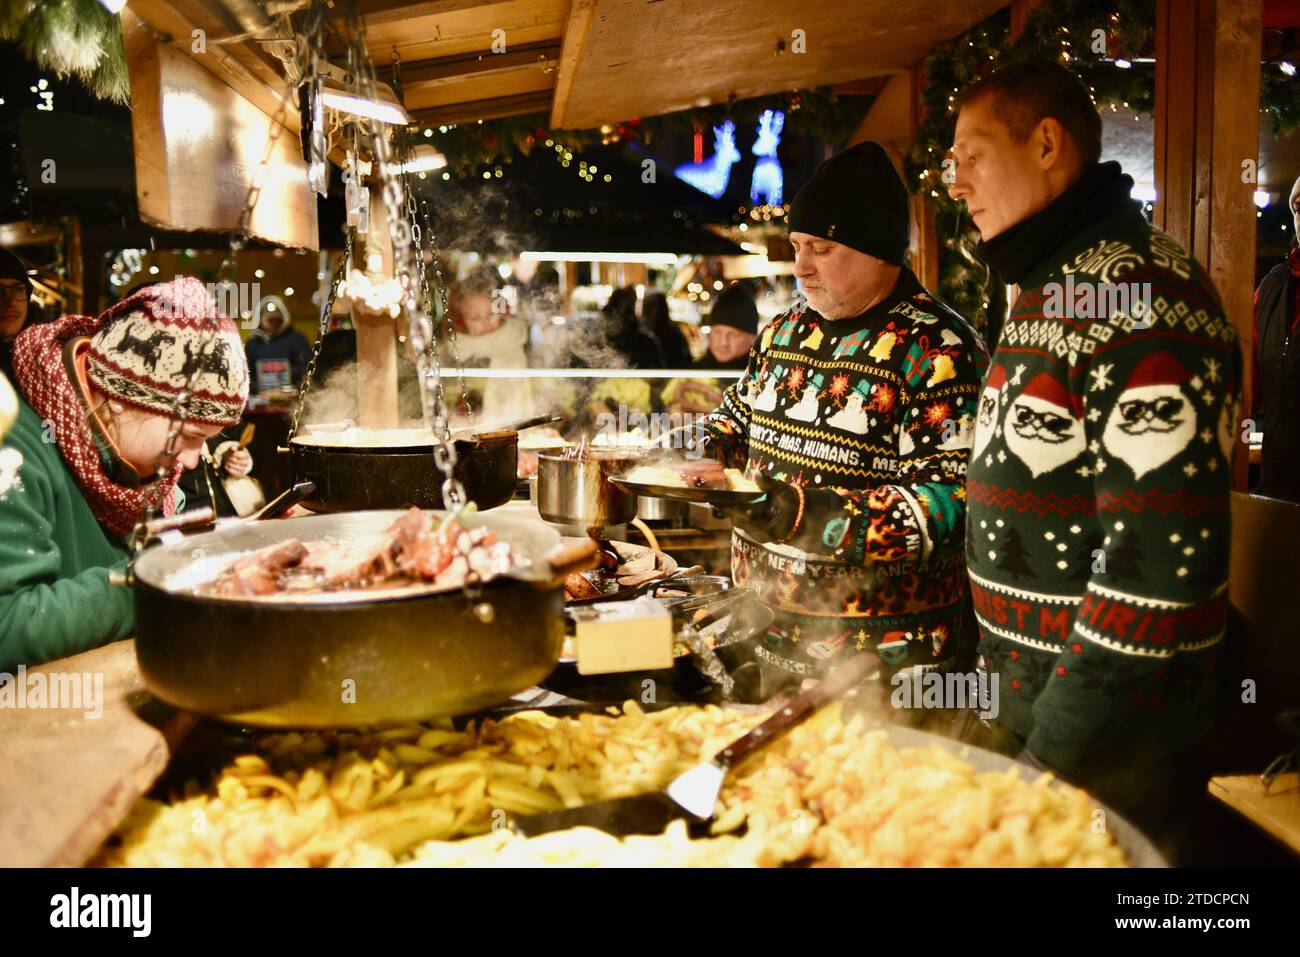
[289,227,356,439]
[345,5,465,509]
[131,1,329,552]
[394,125,450,431]
[414,189,473,420]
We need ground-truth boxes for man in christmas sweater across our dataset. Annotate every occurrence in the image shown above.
[699,141,987,694]
[948,61,1240,823]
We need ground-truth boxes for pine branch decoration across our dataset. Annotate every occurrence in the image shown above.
[0,0,129,104]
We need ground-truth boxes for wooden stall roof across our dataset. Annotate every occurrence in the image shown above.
[131,0,1008,134]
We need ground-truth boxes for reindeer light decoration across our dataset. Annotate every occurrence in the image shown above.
[675,120,740,199]
[750,109,784,206]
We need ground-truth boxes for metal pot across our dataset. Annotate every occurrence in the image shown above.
[131,510,597,728]
[634,495,690,525]
[535,450,643,529]
[290,430,518,514]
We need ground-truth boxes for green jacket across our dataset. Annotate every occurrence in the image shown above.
[0,399,135,670]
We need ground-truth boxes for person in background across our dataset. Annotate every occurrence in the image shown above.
[1252,172,1300,502]
[0,278,249,669]
[600,286,663,370]
[445,266,532,421]
[0,248,33,381]
[695,283,759,371]
[178,430,253,518]
[661,284,760,415]
[245,295,310,393]
[642,291,693,368]
[947,60,1239,856]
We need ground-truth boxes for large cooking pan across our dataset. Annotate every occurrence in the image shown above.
[290,430,518,513]
[132,510,595,728]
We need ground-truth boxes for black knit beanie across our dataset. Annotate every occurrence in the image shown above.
[707,283,758,335]
[787,141,909,265]
[0,248,31,292]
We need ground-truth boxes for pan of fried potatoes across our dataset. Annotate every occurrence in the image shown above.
[92,701,1162,868]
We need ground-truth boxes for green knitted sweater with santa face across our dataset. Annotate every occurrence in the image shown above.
[966,179,1241,785]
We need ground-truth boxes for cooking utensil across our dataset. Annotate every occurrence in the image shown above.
[609,475,766,508]
[563,571,714,609]
[512,652,879,837]
[454,413,562,439]
[131,510,597,728]
[289,430,517,514]
[536,450,644,529]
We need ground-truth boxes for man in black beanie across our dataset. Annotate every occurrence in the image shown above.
[695,283,759,371]
[0,248,33,381]
[695,140,988,697]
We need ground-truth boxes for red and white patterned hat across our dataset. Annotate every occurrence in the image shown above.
[86,278,249,425]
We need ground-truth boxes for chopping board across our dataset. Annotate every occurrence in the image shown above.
[0,640,196,866]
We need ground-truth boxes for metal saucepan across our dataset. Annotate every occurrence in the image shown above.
[536,450,645,530]
[289,430,518,513]
[131,510,597,728]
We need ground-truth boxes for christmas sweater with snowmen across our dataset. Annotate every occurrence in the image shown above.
[966,195,1241,782]
[702,269,987,677]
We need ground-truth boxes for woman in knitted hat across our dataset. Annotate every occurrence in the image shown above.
[0,277,249,669]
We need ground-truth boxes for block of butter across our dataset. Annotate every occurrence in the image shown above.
[572,596,674,675]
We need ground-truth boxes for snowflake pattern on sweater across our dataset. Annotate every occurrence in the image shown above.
[703,270,987,676]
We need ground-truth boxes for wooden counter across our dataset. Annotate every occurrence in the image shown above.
[1208,772,1300,856]
[0,640,195,866]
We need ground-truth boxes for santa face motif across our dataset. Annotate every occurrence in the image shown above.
[1102,383,1196,478]
[1216,396,1237,465]
[1005,392,1086,477]
[972,382,1002,460]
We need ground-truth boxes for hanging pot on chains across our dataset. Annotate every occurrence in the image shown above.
[288,426,519,513]
[129,509,599,727]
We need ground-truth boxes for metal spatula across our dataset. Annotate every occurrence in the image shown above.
[510,652,880,838]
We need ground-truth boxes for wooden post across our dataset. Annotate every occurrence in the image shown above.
[1009,0,1045,42]
[845,64,940,292]
[353,182,400,430]
[1154,0,1262,491]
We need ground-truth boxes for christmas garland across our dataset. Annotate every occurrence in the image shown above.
[905,0,1158,331]
[906,0,1297,333]
[422,87,872,178]
[0,0,129,104]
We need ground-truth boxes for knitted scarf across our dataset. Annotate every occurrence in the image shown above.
[10,313,179,538]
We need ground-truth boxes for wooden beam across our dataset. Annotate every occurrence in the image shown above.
[1154,0,1262,492]
[1009,0,1045,42]
[412,90,555,125]
[122,10,318,250]
[127,0,300,134]
[400,41,561,89]
[550,0,599,128]
[0,221,62,248]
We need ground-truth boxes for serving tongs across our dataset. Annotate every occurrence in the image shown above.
[511,652,880,838]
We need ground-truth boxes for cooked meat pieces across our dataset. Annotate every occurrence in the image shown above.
[564,572,602,600]
[675,458,726,488]
[208,539,308,597]
[300,534,400,588]
[231,539,309,573]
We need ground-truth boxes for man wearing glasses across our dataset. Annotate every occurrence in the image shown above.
[0,249,33,381]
